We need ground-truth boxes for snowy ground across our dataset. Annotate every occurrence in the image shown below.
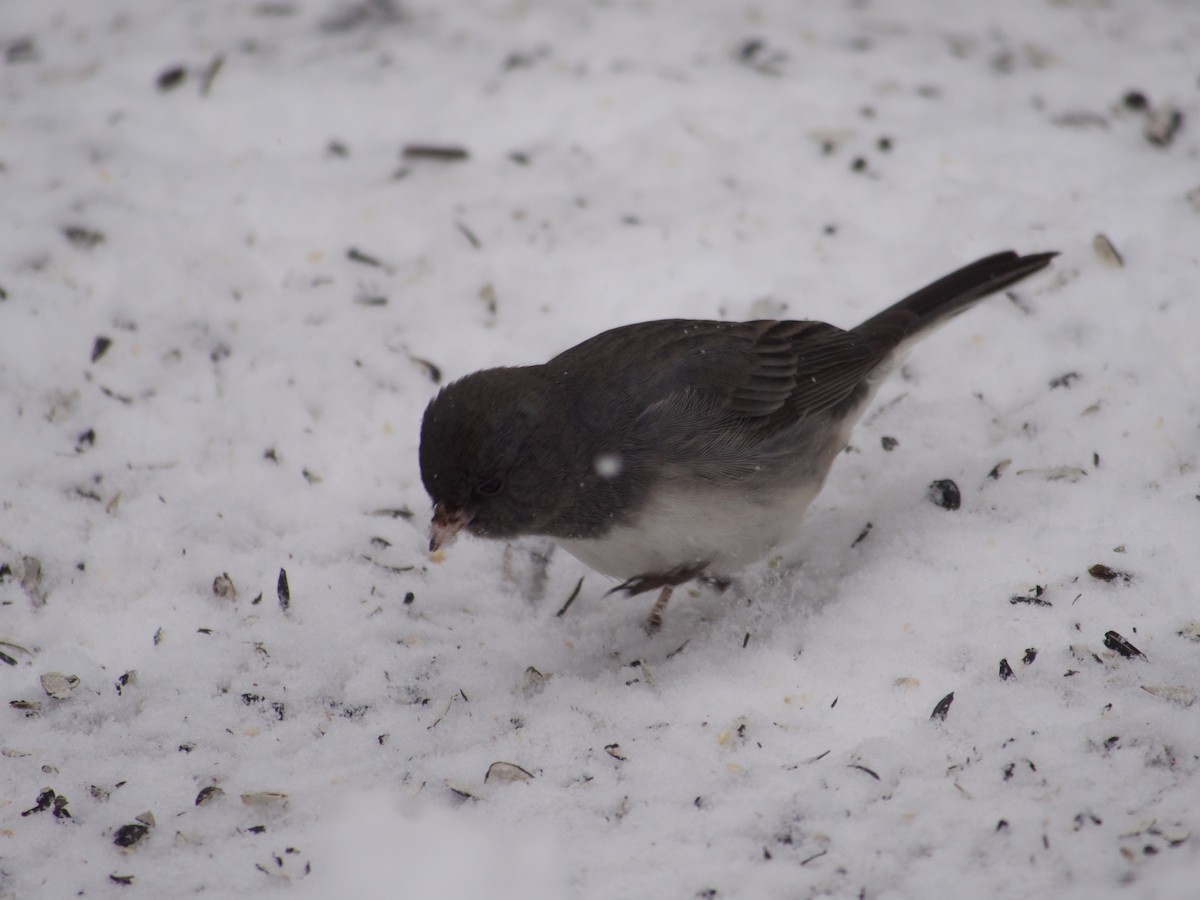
[2,0,1199,897]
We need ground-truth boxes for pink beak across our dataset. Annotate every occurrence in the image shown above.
[429,504,473,552]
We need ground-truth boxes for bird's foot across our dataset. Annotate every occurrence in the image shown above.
[608,561,711,598]
[605,562,713,633]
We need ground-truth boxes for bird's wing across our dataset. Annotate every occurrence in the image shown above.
[729,320,889,423]
[552,319,892,428]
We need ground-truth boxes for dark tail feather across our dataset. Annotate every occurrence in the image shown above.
[853,251,1058,344]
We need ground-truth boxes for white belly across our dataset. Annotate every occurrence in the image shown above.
[558,481,822,581]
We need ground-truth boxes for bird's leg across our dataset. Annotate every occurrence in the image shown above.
[645,586,674,634]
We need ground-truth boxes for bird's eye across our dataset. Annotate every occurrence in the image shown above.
[477,477,503,496]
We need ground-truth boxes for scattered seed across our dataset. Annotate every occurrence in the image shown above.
[1011,585,1051,607]
[930,691,955,721]
[1015,466,1088,482]
[987,459,1012,480]
[346,247,383,267]
[520,667,549,698]
[198,54,224,96]
[410,357,442,383]
[21,788,56,816]
[455,221,481,250]
[40,672,80,700]
[851,522,873,547]
[1122,90,1149,110]
[738,38,764,61]
[113,823,150,848]
[444,780,478,801]
[999,658,1014,681]
[1049,371,1080,389]
[1089,563,1132,583]
[403,591,415,605]
[156,65,187,91]
[277,568,290,611]
[402,144,469,161]
[1144,107,1183,147]
[363,556,416,574]
[91,336,113,362]
[1141,685,1196,707]
[212,572,236,601]
[20,555,47,606]
[666,640,690,660]
[1092,233,1124,267]
[195,785,226,806]
[63,225,105,249]
[736,37,786,76]
[880,436,899,451]
[927,479,961,510]
[1022,647,1038,665]
[484,761,534,784]
[241,791,289,808]
[1103,630,1143,659]
[4,37,37,64]
[556,576,585,617]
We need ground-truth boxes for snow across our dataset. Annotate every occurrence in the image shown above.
[2,0,1199,897]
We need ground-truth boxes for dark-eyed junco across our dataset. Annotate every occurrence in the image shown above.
[420,251,1056,629]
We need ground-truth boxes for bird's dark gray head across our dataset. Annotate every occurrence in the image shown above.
[420,366,573,548]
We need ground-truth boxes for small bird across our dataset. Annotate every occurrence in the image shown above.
[419,251,1057,629]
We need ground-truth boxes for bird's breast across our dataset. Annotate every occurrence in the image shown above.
[557,480,822,581]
